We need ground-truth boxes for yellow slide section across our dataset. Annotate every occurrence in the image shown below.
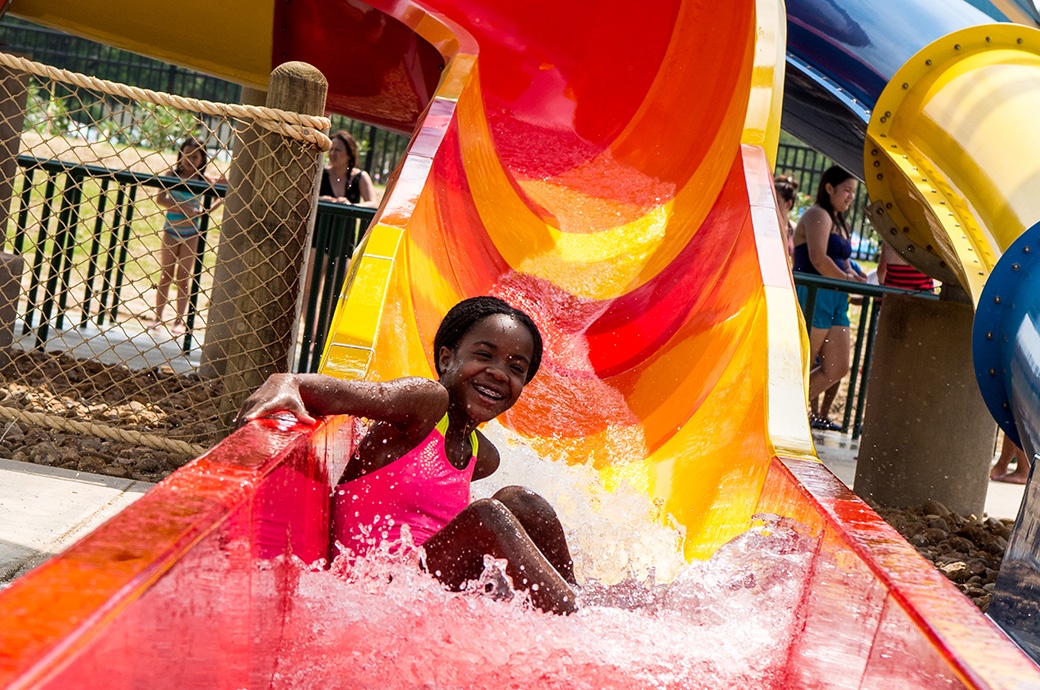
[319,0,813,560]
[865,23,1040,302]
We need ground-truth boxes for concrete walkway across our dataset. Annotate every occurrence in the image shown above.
[0,458,151,587]
[813,430,1026,520]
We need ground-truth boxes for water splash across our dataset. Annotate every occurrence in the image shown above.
[263,515,815,689]
[473,421,687,584]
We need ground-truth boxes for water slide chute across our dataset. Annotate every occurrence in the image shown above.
[2,0,1040,685]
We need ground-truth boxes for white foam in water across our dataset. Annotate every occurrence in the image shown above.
[472,421,688,585]
[259,423,818,688]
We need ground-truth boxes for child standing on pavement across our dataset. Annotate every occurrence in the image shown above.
[150,137,223,335]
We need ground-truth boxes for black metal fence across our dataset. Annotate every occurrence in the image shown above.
[776,143,880,262]
[296,203,375,373]
[0,17,409,182]
[793,273,940,438]
[6,153,370,368]
[9,155,222,354]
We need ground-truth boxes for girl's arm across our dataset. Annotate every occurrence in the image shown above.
[236,372,447,433]
[471,429,501,480]
[203,173,226,211]
[155,171,177,210]
[155,173,203,216]
[877,243,890,284]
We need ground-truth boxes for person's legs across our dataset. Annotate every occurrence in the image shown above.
[993,434,1031,484]
[170,234,199,334]
[808,326,850,400]
[491,485,576,584]
[151,232,177,329]
[807,327,828,418]
[1006,446,1031,483]
[819,380,841,418]
[422,497,578,614]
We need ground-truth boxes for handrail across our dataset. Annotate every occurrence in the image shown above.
[792,271,940,300]
[792,271,940,438]
[7,153,375,366]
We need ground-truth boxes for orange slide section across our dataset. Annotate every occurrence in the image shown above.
[319,0,809,559]
[3,0,1040,687]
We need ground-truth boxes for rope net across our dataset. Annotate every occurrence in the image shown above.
[0,53,328,480]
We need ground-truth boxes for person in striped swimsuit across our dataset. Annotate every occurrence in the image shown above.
[877,243,935,293]
[150,137,223,335]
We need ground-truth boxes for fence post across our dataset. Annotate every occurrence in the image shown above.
[0,60,28,249]
[217,62,327,424]
[199,86,266,378]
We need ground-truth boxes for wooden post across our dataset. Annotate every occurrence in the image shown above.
[855,292,997,516]
[218,63,327,423]
[0,63,28,250]
[199,85,266,379]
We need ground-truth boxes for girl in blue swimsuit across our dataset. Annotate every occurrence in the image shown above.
[791,166,867,428]
[151,137,223,335]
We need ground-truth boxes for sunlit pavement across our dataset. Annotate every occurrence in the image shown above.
[0,458,152,586]
[813,430,1026,520]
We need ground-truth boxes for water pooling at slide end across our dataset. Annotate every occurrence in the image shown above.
[2,0,1040,687]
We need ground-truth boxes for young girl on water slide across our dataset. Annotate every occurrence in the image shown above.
[237,296,578,614]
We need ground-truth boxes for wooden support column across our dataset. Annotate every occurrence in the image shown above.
[0,62,26,246]
[199,85,267,379]
[217,63,327,423]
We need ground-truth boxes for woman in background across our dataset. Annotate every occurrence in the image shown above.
[320,130,377,207]
[791,166,866,430]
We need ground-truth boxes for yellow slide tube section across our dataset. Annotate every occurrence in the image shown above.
[10,0,273,91]
[865,24,1040,301]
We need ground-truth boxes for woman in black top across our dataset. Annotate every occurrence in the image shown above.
[320,130,377,206]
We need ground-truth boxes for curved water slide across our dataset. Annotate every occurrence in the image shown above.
[3,0,1040,686]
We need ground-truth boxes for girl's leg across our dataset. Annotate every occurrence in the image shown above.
[808,326,850,400]
[171,235,200,334]
[993,434,1032,483]
[990,433,1015,478]
[152,232,177,329]
[819,380,841,418]
[422,498,578,614]
[491,485,576,584]
[807,327,829,417]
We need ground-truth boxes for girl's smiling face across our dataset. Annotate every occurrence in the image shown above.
[437,314,535,424]
[826,178,857,213]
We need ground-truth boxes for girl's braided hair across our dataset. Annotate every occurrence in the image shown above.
[434,296,543,383]
[773,173,799,206]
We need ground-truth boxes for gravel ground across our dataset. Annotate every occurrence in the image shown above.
[868,499,1012,612]
[0,349,225,483]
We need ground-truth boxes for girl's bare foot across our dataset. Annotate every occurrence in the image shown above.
[171,320,186,336]
[993,465,1030,484]
[147,320,163,332]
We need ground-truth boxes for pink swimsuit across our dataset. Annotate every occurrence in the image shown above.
[331,415,478,554]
